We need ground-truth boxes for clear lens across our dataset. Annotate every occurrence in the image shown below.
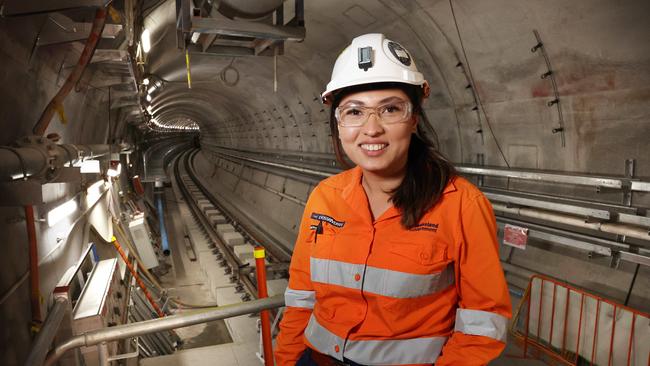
[336,101,411,127]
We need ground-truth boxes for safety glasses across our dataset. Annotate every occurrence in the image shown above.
[335,100,412,127]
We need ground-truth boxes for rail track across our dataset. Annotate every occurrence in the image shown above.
[171,149,290,302]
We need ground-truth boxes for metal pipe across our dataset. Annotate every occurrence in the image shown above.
[155,194,171,256]
[0,143,111,181]
[32,8,108,135]
[98,342,109,366]
[45,295,284,366]
[492,203,650,243]
[25,205,42,322]
[24,297,68,366]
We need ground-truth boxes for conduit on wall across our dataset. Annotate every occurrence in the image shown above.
[25,205,41,323]
[156,193,170,256]
[32,7,107,135]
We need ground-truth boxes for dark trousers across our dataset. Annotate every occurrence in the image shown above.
[296,348,366,366]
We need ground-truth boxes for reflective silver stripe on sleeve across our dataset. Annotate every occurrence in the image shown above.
[305,314,447,365]
[284,288,315,309]
[310,257,454,298]
[454,308,509,342]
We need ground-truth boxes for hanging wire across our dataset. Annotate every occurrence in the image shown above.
[449,0,511,168]
[108,222,221,309]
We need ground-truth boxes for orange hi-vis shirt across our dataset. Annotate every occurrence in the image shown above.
[275,166,512,365]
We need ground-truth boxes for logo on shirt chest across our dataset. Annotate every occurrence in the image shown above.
[409,222,439,232]
[309,213,345,243]
[310,213,345,228]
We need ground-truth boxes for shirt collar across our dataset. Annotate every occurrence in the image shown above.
[340,166,457,224]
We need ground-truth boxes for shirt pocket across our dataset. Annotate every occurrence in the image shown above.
[381,240,451,316]
[388,239,448,267]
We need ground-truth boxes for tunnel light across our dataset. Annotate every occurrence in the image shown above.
[147,86,156,95]
[143,78,150,86]
[79,160,101,174]
[146,94,152,102]
[48,199,78,227]
[11,172,30,180]
[107,163,122,177]
[142,29,151,53]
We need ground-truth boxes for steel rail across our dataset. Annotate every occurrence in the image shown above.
[205,146,650,193]
[492,203,650,244]
[185,150,293,262]
[44,295,284,366]
[173,150,260,297]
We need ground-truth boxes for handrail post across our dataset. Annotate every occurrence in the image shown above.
[254,246,274,366]
[98,342,109,366]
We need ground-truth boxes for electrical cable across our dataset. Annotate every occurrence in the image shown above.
[448,0,510,168]
[111,219,221,309]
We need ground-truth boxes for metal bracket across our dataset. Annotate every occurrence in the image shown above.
[532,29,566,147]
[623,159,635,206]
[180,0,304,57]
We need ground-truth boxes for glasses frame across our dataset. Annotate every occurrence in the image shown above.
[335,100,413,127]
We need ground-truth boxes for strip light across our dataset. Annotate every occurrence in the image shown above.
[48,199,78,227]
[142,29,151,53]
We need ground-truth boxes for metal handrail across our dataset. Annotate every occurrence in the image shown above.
[44,295,285,366]
[25,297,69,366]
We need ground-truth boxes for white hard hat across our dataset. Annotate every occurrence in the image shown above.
[321,33,430,104]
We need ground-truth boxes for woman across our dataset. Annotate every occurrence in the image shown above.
[275,33,511,366]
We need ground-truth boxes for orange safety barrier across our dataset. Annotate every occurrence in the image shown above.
[510,275,649,366]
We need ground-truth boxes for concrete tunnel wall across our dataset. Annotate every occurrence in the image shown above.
[0,1,649,365]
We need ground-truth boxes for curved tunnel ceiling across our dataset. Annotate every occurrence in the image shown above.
[141,0,650,176]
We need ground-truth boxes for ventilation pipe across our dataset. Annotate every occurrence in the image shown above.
[217,0,284,19]
[0,137,111,182]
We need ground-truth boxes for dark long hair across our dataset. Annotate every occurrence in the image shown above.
[329,82,456,229]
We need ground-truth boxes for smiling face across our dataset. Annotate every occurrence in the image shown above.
[336,88,417,178]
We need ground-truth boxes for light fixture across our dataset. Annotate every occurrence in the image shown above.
[146,105,153,114]
[48,199,78,227]
[190,32,200,44]
[86,180,105,205]
[146,94,152,102]
[107,163,122,177]
[79,160,101,174]
[142,29,151,53]
[143,78,150,86]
